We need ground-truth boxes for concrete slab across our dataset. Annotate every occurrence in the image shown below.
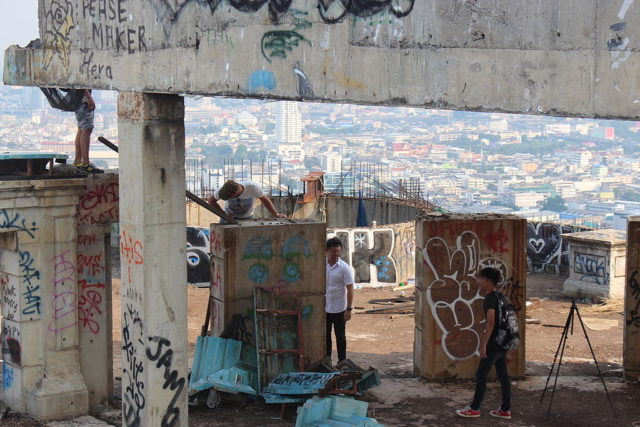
[4,1,640,119]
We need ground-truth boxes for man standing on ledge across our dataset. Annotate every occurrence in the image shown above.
[207,180,285,221]
[325,237,355,364]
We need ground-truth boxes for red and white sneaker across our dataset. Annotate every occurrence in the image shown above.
[456,406,481,418]
[490,409,512,419]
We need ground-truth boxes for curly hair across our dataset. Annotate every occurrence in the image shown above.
[217,180,241,200]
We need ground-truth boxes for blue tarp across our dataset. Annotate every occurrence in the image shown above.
[356,193,368,227]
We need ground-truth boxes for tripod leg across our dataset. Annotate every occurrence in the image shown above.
[574,305,618,418]
[540,302,574,403]
[546,307,573,422]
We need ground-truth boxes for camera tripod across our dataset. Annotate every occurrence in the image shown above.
[539,300,617,421]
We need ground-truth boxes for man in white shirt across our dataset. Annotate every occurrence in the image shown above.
[207,180,285,220]
[325,237,355,363]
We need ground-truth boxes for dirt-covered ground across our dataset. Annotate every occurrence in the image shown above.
[3,273,640,426]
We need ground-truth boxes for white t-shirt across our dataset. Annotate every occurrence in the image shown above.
[214,181,265,219]
[325,258,355,313]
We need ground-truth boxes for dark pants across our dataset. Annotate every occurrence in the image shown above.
[470,344,511,411]
[326,311,346,362]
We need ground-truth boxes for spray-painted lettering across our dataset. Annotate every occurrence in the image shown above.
[0,210,38,239]
[146,336,185,427]
[122,304,145,427]
[48,250,78,333]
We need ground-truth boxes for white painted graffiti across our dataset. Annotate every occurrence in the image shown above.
[609,0,635,69]
[422,231,509,361]
[328,228,397,286]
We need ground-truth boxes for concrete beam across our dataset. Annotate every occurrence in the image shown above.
[3,1,640,119]
[118,93,188,426]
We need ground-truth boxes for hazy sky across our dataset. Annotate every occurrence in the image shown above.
[1,1,38,48]
[1,1,39,78]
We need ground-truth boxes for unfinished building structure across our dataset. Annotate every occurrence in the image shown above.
[2,0,640,423]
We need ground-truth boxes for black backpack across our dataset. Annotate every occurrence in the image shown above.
[494,292,520,351]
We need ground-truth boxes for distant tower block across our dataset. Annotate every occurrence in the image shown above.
[275,101,302,144]
[414,214,527,380]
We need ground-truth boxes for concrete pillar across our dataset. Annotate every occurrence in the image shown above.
[117,92,188,426]
[210,220,326,365]
[0,179,88,419]
[76,174,119,409]
[414,214,527,380]
[562,229,627,300]
[625,217,640,382]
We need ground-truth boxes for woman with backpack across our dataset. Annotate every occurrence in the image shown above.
[456,267,517,420]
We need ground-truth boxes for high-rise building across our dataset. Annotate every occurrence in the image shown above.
[275,101,302,144]
[321,153,342,173]
[21,87,46,110]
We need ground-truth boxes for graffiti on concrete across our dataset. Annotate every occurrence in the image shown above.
[627,271,640,327]
[282,261,302,283]
[84,0,148,53]
[20,250,41,318]
[318,0,415,22]
[122,304,145,427]
[243,237,274,260]
[248,262,269,284]
[149,0,415,34]
[146,336,186,427]
[422,231,514,361]
[526,222,586,273]
[187,227,211,287]
[3,363,15,390]
[2,322,22,366]
[294,62,314,97]
[282,235,313,259]
[248,70,277,93]
[328,228,397,285]
[220,313,254,345]
[78,180,119,226]
[2,322,21,364]
[48,250,78,334]
[43,0,75,70]
[574,252,609,286]
[78,283,104,335]
[1,272,18,321]
[120,230,144,283]
[609,0,635,69]
[0,210,38,239]
[261,9,312,62]
[262,30,311,62]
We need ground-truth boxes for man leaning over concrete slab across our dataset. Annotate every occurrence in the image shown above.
[207,179,285,221]
[325,237,355,363]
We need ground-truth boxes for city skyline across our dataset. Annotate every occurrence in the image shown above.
[1,83,640,231]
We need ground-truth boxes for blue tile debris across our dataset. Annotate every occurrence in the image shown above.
[262,368,381,405]
[265,372,343,395]
[189,336,259,397]
[295,396,384,427]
